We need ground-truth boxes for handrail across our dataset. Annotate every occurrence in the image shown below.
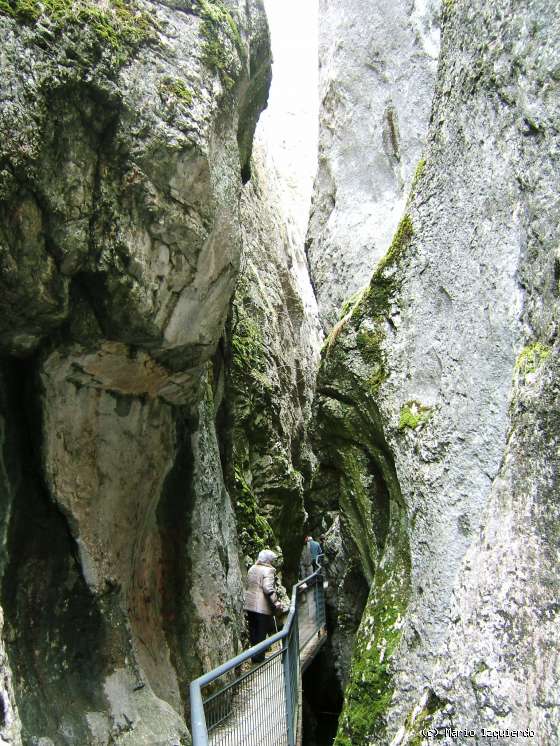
[189,554,325,745]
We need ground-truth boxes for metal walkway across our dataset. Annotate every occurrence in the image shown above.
[190,562,327,746]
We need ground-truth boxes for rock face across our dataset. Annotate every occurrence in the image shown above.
[306,0,441,330]
[2,0,557,744]
[0,0,270,367]
[222,140,322,582]
[0,375,21,744]
[308,0,560,743]
[220,1,322,584]
[306,0,441,692]
[0,1,271,743]
[321,516,370,688]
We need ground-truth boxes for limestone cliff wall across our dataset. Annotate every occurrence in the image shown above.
[306,0,440,330]
[222,140,322,583]
[305,0,441,689]
[0,2,271,743]
[309,0,560,743]
[221,2,322,585]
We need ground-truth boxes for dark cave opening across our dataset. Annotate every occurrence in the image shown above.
[0,356,110,742]
[297,514,373,746]
[301,640,343,746]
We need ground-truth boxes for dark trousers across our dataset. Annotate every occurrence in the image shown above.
[246,611,273,662]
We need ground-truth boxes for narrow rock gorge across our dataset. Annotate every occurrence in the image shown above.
[0,0,559,745]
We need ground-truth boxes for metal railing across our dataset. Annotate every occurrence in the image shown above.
[190,557,326,746]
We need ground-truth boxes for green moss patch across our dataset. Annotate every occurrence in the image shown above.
[515,342,551,376]
[339,286,368,318]
[0,0,154,55]
[314,214,417,744]
[233,465,275,561]
[410,157,426,195]
[335,513,411,745]
[399,400,432,431]
[356,327,384,363]
[193,0,243,90]
[230,282,272,399]
[351,213,414,328]
[377,214,414,274]
[159,77,193,106]
[225,281,278,560]
[356,327,389,394]
[324,214,414,395]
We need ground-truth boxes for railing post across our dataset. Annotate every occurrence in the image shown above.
[283,604,298,746]
[190,680,209,746]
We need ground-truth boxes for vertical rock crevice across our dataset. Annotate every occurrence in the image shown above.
[221,143,322,585]
[156,412,196,720]
[1,357,115,744]
[307,243,413,741]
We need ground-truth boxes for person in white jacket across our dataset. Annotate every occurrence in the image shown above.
[244,549,286,662]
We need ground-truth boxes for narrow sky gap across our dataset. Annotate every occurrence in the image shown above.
[258,0,319,239]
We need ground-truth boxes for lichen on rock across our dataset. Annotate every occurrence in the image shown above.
[222,142,321,580]
[308,0,560,742]
[0,0,272,741]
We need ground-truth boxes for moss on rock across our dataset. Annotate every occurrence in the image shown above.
[515,342,551,376]
[158,77,194,107]
[334,511,411,744]
[0,0,155,58]
[377,214,414,274]
[321,212,415,399]
[226,279,277,559]
[223,270,307,577]
[399,401,432,431]
[233,465,276,561]
[194,0,243,91]
[311,213,417,742]
[410,157,426,195]
[230,279,272,399]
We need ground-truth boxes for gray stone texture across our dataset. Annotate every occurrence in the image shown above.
[392,0,560,741]
[224,140,322,581]
[0,0,269,369]
[305,0,441,693]
[0,1,271,743]
[306,0,440,330]
[311,0,560,742]
[220,0,322,590]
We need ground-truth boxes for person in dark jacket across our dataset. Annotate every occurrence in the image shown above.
[300,535,322,578]
[244,549,287,662]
